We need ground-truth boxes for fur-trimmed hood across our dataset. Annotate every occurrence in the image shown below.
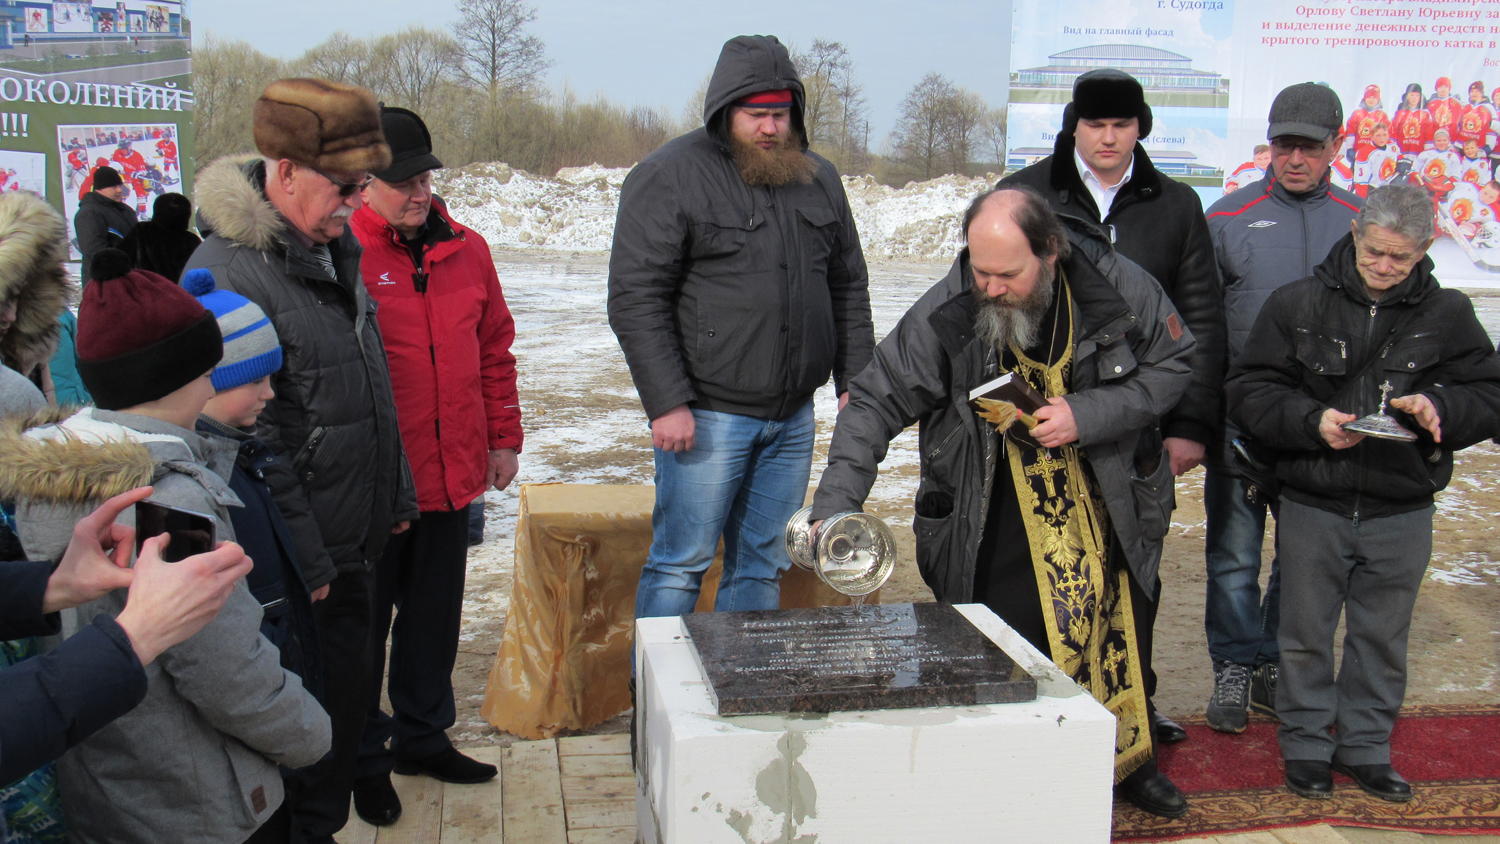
[0,191,72,375]
[0,406,239,507]
[194,154,285,254]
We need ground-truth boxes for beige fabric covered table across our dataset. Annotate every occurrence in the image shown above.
[481,483,875,739]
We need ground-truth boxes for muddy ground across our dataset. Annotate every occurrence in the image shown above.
[435,250,1500,748]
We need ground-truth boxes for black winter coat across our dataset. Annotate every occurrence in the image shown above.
[812,219,1197,600]
[73,191,137,282]
[186,157,418,578]
[1227,234,1500,519]
[0,559,146,785]
[1000,135,1226,445]
[608,34,874,421]
[118,218,201,282]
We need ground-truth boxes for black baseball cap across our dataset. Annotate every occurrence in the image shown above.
[373,106,443,183]
[1267,82,1344,142]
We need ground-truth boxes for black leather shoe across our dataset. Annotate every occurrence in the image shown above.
[1118,771,1189,819]
[1152,710,1189,744]
[1284,760,1334,799]
[1333,761,1413,802]
[352,774,402,826]
[394,747,498,784]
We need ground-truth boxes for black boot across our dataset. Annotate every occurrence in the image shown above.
[1333,761,1413,802]
[1118,770,1189,819]
[1284,760,1333,799]
[1151,710,1189,744]
[352,775,402,826]
[393,747,497,784]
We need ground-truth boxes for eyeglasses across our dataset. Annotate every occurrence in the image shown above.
[1270,138,1329,156]
[312,168,374,197]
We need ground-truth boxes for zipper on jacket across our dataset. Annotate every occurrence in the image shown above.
[1300,202,1310,275]
[1352,302,1381,523]
[929,422,963,459]
[293,427,327,477]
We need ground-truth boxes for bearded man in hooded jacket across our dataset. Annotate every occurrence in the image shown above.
[607,35,874,623]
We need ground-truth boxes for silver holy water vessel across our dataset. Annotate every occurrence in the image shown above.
[785,506,896,597]
[1341,380,1418,442]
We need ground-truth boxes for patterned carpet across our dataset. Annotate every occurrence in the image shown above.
[1112,704,1500,841]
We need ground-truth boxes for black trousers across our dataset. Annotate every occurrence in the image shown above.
[289,566,377,844]
[357,509,471,777]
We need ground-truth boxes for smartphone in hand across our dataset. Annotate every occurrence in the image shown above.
[134,501,216,562]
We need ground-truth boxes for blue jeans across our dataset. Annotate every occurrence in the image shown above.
[1203,466,1281,668]
[635,401,815,619]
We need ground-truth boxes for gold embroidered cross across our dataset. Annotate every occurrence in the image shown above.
[1024,450,1067,499]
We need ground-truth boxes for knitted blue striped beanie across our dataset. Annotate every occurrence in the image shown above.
[181,268,283,391]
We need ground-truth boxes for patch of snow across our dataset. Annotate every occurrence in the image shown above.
[436,162,996,261]
[1427,554,1500,586]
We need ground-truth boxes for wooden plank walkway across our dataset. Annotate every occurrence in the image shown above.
[335,738,1376,844]
[337,736,632,844]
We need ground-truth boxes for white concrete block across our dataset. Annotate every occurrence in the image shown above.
[634,604,1116,844]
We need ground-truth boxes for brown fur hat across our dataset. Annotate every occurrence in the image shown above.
[253,78,392,174]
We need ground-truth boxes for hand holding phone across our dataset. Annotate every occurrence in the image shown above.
[134,501,217,563]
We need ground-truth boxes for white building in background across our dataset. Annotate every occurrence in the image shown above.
[1015,44,1225,93]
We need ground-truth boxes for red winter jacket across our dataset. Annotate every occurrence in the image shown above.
[352,198,522,512]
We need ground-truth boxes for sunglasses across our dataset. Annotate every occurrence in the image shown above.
[312,168,374,197]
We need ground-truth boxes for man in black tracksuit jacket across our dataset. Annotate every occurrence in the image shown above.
[1001,68,1226,743]
[1227,184,1500,802]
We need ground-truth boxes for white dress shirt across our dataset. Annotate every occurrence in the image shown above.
[1074,147,1134,219]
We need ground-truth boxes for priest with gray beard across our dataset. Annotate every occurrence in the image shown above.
[810,186,1198,819]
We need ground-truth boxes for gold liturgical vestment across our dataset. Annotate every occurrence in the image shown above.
[1002,281,1152,782]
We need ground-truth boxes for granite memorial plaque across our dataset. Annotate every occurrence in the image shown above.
[682,602,1037,715]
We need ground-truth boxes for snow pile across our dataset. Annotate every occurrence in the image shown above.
[436,161,995,261]
[842,173,998,260]
[436,162,625,251]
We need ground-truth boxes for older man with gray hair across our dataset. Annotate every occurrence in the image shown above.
[1227,183,1500,803]
[186,78,419,843]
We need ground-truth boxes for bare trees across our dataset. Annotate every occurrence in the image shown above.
[452,0,549,95]
[890,74,950,181]
[383,26,463,113]
[888,72,996,181]
[193,34,284,166]
[193,11,1005,184]
[792,39,868,174]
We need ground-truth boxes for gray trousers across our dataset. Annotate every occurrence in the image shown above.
[1276,498,1433,765]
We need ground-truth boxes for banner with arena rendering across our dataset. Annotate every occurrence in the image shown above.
[1007,0,1236,207]
[1008,0,1500,282]
[0,1,191,263]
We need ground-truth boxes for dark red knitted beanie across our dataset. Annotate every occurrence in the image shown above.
[76,248,223,410]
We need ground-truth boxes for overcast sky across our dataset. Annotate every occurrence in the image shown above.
[189,0,1013,146]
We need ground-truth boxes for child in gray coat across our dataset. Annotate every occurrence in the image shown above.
[0,250,330,844]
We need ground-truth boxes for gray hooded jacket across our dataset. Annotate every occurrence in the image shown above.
[607,35,874,421]
[0,407,331,844]
[811,222,1195,600]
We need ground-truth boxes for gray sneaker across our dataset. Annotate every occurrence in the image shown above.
[1250,663,1278,716]
[1206,662,1251,733]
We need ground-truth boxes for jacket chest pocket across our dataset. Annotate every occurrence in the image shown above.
[795,205,840,273]
[1382,338,1441,386]
[689,215,757,261]
[1294,329,1348,377]
[1095,341,1137,382]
